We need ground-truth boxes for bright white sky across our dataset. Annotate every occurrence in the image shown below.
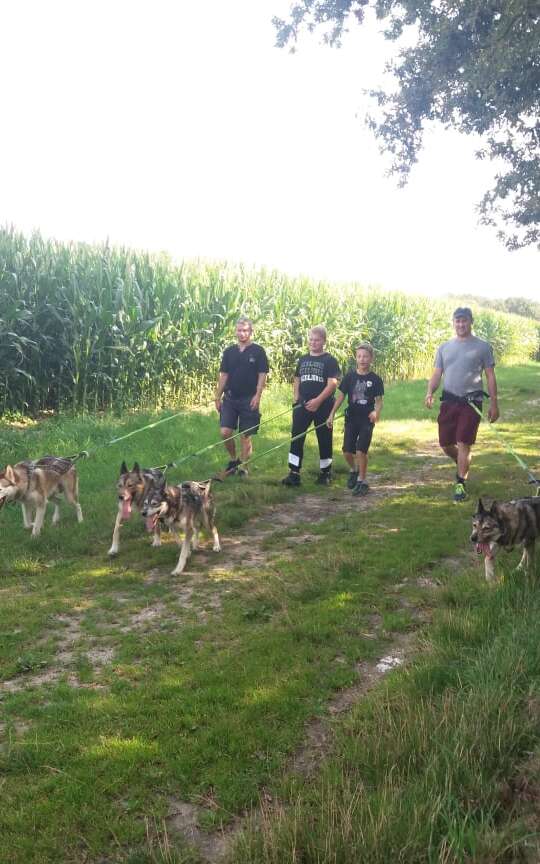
[1,0,538,301]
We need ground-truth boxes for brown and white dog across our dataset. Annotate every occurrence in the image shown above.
[0,456,83,536]
[471,496,540,582]
[108,462,166,556]
[141,479,221,575]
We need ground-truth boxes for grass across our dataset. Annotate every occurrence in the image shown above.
[0,363,539,863]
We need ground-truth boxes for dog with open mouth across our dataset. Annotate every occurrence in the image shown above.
[108,462,165,556]
[0,456,83,536]
[141,479,221,575]
[471,496,540,582]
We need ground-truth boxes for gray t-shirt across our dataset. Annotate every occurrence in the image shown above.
[434,336,495,397]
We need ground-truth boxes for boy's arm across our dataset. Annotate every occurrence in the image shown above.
[327,391,345,427]
[369,395,383,424]
[305,377,338,412]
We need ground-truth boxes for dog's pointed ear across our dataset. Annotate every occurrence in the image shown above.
[120,461,128,475]
[5,465,17,483]
[490,500,500,515]
[132,462,141,475]
[477,498,486,514]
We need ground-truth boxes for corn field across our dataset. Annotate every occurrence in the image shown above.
[1,226,538,415]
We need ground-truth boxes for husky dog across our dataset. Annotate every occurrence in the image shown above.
[0,456,83,536]
[142,480,221,575]
[471,497,540,582]
[108,462,166,556]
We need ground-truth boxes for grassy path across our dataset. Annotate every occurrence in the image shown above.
[0,365,539,863]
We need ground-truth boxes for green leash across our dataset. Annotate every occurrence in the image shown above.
[467,397,540,492]
[68,398,216,462]
[156,403,303,473]
[217,410,345,478]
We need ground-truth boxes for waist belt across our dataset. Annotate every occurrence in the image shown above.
[441,389,488,406]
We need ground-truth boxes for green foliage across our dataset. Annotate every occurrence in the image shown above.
[274,0,540,249]
[1,226,538,415]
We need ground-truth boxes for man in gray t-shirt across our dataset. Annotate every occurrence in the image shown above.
[425,307,499,503]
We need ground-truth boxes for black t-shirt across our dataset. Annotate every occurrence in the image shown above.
[220,343,269,399]
[339,371,384,419]
[295,353,340,402]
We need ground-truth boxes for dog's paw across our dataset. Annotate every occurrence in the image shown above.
[108,547,118,557]
[151,538,162,548]
[213,542,221,552]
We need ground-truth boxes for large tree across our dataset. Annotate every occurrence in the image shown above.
[274,0,540,249]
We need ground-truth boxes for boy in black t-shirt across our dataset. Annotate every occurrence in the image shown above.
[282,326,340,487]
[215,317,269,475]
[327,342,384,496]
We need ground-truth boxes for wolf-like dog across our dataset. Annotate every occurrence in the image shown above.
[0,456,83,536]
[108,462,166,556]
[471,496,540,582]
[141,480,221,575]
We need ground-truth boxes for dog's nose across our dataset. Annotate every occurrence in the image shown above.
[470,531,477,542]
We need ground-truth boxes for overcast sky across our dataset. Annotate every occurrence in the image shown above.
[1,0,538,301]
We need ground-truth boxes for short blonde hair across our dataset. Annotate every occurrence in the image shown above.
[355,341,374,357]
[309,325,327,342]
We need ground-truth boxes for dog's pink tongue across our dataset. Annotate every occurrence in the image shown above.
[145,516,155,533]
[121,498,132,520]
[476,542,492,558]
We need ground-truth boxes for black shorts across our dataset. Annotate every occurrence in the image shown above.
[220,395,260,435]
[343,418,374,454]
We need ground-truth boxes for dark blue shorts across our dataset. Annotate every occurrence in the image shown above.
[343,419,374,454]
[220,396,261,435]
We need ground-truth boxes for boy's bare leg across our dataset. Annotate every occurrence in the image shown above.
[356,452,368,481]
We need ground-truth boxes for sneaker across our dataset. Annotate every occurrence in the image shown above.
[225,459,241,475]
[352,480,369,497]
[346,470,359,490]
[282,471,301,487]
[316,470,332,486]
[453,482,467,503]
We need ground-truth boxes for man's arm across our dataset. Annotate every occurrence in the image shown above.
[215,372,228,412]
[305,377,338,412]
[485,366,499,422]
[250,372,267,410]
[425,368,443,409]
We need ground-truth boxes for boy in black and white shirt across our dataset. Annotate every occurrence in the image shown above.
[327,342,384,496]
[282,326,340,486]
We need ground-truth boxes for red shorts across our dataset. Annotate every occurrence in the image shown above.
[438,401,481,447]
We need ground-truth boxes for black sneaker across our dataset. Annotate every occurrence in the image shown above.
[225,459,241,475]
[282,471,301,487]
[316,470,332,486]
[346,470,359,490]
[352,480,369,497]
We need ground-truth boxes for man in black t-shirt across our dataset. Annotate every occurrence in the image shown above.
[215,317,269,476]
[327,342,384,496]
[282,326,340,487]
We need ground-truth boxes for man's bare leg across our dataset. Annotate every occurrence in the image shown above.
[221,427,237,460]
[456,442,472,480]
[240,434,252,463]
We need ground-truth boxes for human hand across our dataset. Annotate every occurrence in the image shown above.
[368,411,378,424]
[304,398,319,413]
[488,402,499,423]
[326,415,334,429]
[425,394,434,409]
